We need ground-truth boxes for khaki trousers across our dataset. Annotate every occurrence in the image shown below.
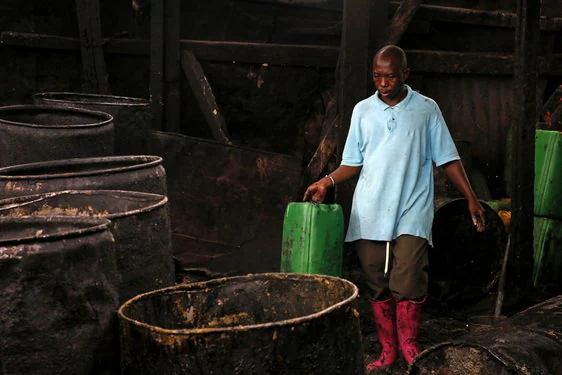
[357,235,429,302]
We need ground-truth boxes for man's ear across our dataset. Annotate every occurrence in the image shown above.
[403,68,411,80]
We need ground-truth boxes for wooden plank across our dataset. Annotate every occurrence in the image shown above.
[164,0,181,133]
[181,50,232,144]
[510,0,540,294]
[0,31,79,50]
[408,50,514,75]
[150,0,164,131]
[392,2,562,31]
[4,32,562,77]
[303,113,341,186]
[236,0,342,11]
[74,0,110,94]
[180,40,339,67]
[387,0,422,45]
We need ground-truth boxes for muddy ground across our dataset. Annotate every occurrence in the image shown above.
[356,284,551,375]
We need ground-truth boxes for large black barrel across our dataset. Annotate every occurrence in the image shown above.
[0,216,119,375]
[409,295,562,374]
[0,104,114,167]
[118,273,364,375]
[34,92,151,155]
[430,199,507,307]
[0,155,166,199]
[0,190,175,304]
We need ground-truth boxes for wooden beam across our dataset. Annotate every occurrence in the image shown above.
[164,0,181,133]
[387,0,422,45]
[388,2,562,31]
[236,0,341,11]
[181,50,232,144]
[510,0,540,294]
[408,50,514,75]
[179,40,339,67]
[75,0,110,94]
[150,0,164,131]
[4,32,562,76]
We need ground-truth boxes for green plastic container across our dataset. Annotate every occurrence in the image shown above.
[533,216,562,292]
[535,130,562,219]
[280,202,344,277]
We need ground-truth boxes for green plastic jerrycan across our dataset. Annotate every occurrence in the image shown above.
[280,202,344,277]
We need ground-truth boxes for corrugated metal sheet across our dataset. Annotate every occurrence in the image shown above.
[420,75,514,196]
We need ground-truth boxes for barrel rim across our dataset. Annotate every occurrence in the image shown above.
[0,215,111,246]
[0,189,168,219]
[33,91,150,107]
[0,104,114,128]
[117,272,359,335]
[0,155,163,180]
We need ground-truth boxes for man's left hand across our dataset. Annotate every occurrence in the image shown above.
[468,199,486,232]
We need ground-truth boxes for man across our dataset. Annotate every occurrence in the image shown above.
[303,45,485,371]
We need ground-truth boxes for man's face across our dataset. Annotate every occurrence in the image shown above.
[372,56,410,104]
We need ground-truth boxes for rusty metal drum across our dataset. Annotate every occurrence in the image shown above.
[0,155,167,199]
[0,189,175,303]
[0,216,118,374]
[0,104,114,167]
[118,273,364,375]
[34,92,151,156]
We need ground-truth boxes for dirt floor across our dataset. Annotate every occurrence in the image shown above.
[356,287,551,375]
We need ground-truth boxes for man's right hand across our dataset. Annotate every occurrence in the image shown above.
[303,179,331,203]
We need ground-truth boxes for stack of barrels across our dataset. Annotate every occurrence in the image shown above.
[0,95,367,375]
[0,94,175,374]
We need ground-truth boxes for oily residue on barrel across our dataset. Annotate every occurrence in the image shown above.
[5,205,110,217]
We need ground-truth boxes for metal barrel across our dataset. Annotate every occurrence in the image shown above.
[0,216,119,374]
[409,295,562,375]
[118,273,364,375]
[430,198,507,307]
[34,92,151,156]
[0,189,175,303]
[0,155,167,198]
[0,104,114,167]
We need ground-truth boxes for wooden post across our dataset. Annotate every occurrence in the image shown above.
[336,0,387,214]
[511,0,540,294]
[150,0,165,131]
[164,0,181,133]
[75,0,110,94]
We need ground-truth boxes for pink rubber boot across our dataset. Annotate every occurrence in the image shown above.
[366,298,398,371]
[396,298,426,364]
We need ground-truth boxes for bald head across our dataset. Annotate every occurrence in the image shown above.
[373,45,408,70]
[371,45,410,105]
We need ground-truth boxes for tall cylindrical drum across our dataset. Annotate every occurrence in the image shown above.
[118,273,364,375]
[0,190,175,303]
[430,198,507,307]
[0,104,114,167]
[34,92,151,156]
[0,155,167,199]
[0,216,119,375]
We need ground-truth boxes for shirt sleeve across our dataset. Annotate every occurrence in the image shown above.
[341,103,364,167]
[429,101,460,167]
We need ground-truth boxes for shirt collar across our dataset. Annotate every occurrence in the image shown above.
[372,84,413,111]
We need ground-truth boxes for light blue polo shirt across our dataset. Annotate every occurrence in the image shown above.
[342,85,459,245]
